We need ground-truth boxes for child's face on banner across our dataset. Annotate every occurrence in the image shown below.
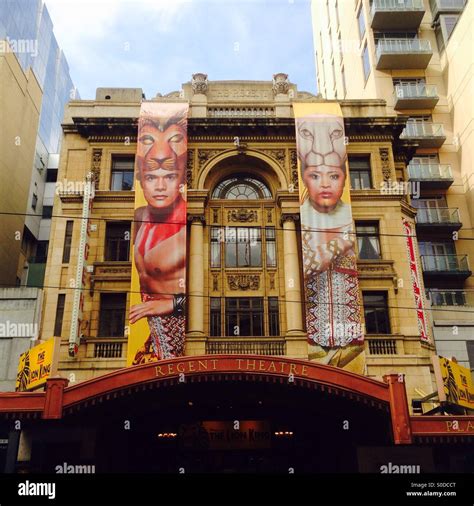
[137,116,186,209]
[303,165,346,212]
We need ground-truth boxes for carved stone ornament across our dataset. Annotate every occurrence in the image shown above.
[261,149,286,172]
[191,73,208,95]
[212,208,219,223]
[227,209,258,222]
[290,149,299,189]
[198,149,221,168]
[91,148,102,189]
[269,272,275,290]
[267,209,273,223]
[379,148,392,182]
[228,274,260,291]
[272,73,290,95]
[186,149,194,188]
[212,273,219,291]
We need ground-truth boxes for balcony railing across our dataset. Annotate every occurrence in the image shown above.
[427,289,474,307]
[94,341,124,358]
[416,207,460,225]
[395,83,438,99]
[430,0,466,18]
[408,164,453,181]
[421,254,470,272]
[368,339,398,355]
[400,122,446,147]
[206,338,286,355]
[376,39,433,69]
[208,107,275,118]
[401,122,445,137]
[371,0,425,29]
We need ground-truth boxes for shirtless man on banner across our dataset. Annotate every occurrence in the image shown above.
[129,108,187,364]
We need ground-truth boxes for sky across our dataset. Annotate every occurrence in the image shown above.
[45,0,317,99]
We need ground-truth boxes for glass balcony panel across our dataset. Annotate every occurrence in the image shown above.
[421,254,469,272]
[416,207,460,224]
[408,164,453,180]
[371,0,425,29]
[394,83,438,99]
[400,122,446,147]
[376,39,433,69]
[430,0,466,18]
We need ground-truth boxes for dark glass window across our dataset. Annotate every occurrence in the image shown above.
[349,155,372,189]
[31,193,38,211]
[210,298,222,336]
[111,156,135,191]
[265,227,277,267]
[467,341,474,372]
[54,294,66,336]
[36,241,49,263]
[225,227,262,267]
[357,6,366,39]
[356,222,381,260]
[98,293,126,337]
[42,206,53,219]
[363,292,390,334]
[105,222,131,261]
[362,43,370,81]
[225,298,264,337]
[46,169,58,182]
[268,297,280,336]
[62,221,74,263]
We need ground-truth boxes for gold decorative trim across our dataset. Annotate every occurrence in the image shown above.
[227,274,260,291]
[227,209,258,222]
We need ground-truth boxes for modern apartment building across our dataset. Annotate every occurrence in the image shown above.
[0,0,77,389]
[312,0,474,371]
[0,0,78,287]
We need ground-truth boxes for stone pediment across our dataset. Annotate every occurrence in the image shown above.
[182,80,297,102]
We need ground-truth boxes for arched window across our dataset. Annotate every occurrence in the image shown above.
[212,175,272,200]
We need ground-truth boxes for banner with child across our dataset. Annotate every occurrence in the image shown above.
[293,102,365,373]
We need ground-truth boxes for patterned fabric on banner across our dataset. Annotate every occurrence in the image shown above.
[293,103,365,374]
[402,218,430,342]
[127,102,189,366]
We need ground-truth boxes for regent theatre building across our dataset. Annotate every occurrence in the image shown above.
[1,74,473,474]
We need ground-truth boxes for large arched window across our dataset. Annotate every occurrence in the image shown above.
[212,175,272,200]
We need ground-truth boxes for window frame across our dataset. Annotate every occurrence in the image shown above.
[62,220,74,263]
[225,297,264,337]
[98,293,127,337]
[349,155,373,190]
[110,155,135,191]
[105,221,131,262]
[363,291,391,335]
[356,221,382,260]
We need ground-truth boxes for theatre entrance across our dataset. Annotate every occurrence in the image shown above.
[61,379,392,473]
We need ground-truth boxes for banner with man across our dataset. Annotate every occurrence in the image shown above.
[293,102,365,374]
[127,102,189,365]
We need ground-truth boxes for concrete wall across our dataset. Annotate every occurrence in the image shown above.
[0,288,43,391]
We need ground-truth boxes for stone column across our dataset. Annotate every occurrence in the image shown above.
[186,215,206,355]
[281,214,306,360]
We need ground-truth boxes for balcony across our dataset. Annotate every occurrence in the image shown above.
[26,258,46,287]
[375,39,433,70]
[393,83,439,109]
[206,338,286,355]
[415,207,461,233]
[400,122,446,147]
[371,0,425,30]
[421,255,471,280]
[408,164,453,189]
[430,0,466,19]
[427,289,474,307]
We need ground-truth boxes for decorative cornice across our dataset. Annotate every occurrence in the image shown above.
[187,214,206,224]
[280,213,300,226]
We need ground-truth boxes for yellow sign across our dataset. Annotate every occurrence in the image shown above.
[433,356,474,410]
[16,338,54,391]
